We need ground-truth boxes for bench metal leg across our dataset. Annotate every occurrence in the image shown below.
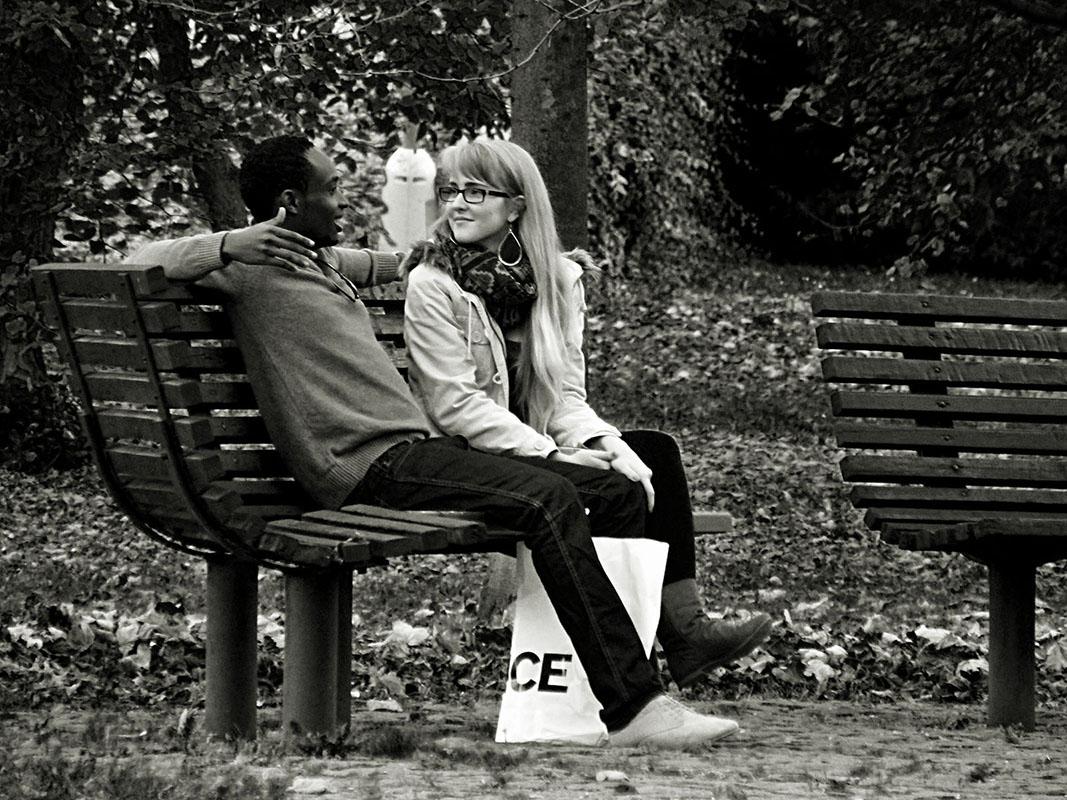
[205,557,259,739]
[283,569,341,737]
[337,570,353,727]
[987,559,1036,730]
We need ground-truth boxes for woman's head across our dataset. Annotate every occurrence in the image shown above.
[435,140,558,255]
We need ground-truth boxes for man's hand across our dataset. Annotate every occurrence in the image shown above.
[549,447,613,470]
[222,208,319,271]
[586,435,655,511]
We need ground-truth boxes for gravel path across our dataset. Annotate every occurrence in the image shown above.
[8,698,1067,799]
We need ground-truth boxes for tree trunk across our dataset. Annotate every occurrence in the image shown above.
[510,0,590,249]
[150,7,247,231]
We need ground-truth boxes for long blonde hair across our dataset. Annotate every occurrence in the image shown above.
[432,140,580,432]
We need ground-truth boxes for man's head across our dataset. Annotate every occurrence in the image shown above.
[239,135,349,247]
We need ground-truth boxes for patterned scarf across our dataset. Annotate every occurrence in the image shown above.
[408,232,537,331]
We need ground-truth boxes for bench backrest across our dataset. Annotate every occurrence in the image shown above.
[32,263,407,559]
[812,291,1067,547]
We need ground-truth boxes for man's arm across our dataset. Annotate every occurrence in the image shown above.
[126,208,319,281]
[329,247,406,288]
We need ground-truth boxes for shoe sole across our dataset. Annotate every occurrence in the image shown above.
[611,721,739,749]
[673,616,774,689]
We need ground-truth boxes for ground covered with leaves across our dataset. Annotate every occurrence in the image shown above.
[4,260,1067,722]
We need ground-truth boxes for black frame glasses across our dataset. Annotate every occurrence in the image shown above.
[437,185,511,204]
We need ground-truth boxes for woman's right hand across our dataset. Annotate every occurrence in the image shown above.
[548,447,613,470]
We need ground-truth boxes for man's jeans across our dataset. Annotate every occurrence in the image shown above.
[347,435,662,730]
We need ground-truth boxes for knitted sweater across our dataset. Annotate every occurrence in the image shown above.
[127,232,431,508]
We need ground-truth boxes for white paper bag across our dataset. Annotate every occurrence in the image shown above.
[495,537,668,744]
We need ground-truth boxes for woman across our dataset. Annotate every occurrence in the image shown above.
[402,139,771,687]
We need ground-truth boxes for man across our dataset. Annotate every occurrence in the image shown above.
[128,135,741,748]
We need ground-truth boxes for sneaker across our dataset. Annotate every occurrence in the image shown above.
[608,694,739,748]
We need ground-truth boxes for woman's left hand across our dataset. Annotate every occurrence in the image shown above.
[586,435,654,512]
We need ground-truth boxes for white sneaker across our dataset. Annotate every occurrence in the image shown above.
[608,694,738,749]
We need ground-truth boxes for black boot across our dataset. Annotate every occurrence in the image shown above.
[657,579,773,688]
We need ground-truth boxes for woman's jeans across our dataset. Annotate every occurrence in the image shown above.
[619,429,696,585]
[346,435,662,730]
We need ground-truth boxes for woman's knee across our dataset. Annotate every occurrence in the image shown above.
[621,429,682,467]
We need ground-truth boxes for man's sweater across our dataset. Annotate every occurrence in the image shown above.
[128,232,431,509]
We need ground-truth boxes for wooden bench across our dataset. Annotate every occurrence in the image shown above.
[31,261,732,739]
[812,290,1067,730]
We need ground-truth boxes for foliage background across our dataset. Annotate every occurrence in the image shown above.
[7,1,1067,465]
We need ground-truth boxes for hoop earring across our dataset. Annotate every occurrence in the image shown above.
[497,224,524,267]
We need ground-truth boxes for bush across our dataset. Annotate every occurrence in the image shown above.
[735,0,1067,278]
[588,3,752,296]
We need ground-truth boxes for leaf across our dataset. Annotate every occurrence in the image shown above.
[383,620,431,647]
[366,698,403,713]
[1045,640,1067,672]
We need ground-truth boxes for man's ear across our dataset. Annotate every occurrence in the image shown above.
[279,189,301,216]
[507,195,526,223]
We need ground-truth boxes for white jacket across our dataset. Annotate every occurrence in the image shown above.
[404,256,620,457]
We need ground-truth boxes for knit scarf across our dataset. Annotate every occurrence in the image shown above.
[409,232,537,331]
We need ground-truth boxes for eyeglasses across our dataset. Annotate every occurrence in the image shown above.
[437,185,511,204]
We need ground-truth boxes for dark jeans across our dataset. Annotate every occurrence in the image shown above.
[346,435,662,730]
[618,430,697,585]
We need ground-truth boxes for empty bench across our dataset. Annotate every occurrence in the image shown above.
[813,290,1067,730]
[32,261,732,739]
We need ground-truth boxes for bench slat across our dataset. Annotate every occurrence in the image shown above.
[265,518,444,558]
[84,373,256,409]
[817,322,1067,357]
[74,337,243,372]
[256,530,371,567]
[169,308,232,337]
[852,485,1067,509]
[881,520,1067,556]
[32,263,170,296]
[812,291,1067,324]
[123,479,241,517]
[831,390,1067,422]
[107,445,223,489]
[98,409,215,448]
[219,449,289,475]
[866,507,1067,529]
[841,454,1067,487]
[239,504,307,520]
[303,509,453,542]
[214,478,303,501]
[203,416,270,442]
[85,372,203,407]
[822,355,1067,389]
[337,504,499,548]
[42,298,182,334]
[834,422,1067,455]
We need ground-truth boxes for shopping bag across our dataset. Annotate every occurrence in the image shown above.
[494,537,668,744]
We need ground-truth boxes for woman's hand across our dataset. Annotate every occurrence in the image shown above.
[222,208,319,271]
[549,447,613,470]
[586,435,655,511]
